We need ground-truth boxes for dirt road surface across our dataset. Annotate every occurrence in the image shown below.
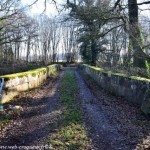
[0,67,149,150]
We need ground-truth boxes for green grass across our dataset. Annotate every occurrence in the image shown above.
[50,70,90,150]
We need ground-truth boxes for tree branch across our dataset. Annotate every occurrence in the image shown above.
[101,24,124,37]
[137,1,150,5]
[114,0,121,9]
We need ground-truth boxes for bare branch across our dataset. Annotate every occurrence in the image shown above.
[114,0,121,9]
[137,1,150,5]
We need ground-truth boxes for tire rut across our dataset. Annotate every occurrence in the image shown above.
[75,69,130,150]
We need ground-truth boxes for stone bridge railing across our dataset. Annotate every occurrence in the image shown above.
[0,64,62,104]
[79,64,150,115]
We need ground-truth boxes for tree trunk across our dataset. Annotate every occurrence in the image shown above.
[128,0,145,68]
[26,36,31,62]
[91,39,97,66]
[17,43,20,60]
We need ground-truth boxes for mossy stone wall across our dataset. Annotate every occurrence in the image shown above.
[79,64,150,115]
[0,64,62,103]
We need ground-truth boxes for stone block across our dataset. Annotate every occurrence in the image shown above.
[141,91,150,115]
[16,83,29,92]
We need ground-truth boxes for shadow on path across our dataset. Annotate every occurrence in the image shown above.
[76,68,150,150]
[0,71,64,147]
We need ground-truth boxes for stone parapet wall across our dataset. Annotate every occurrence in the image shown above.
[79,64,150,115]
[0,64,62,103]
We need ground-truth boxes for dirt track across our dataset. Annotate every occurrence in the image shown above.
[0,67,149,150]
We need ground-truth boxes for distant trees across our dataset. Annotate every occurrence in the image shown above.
[62,21,78,63]
[0,0,39,65]
[0,0,65,67]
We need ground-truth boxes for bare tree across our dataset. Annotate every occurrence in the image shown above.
[62,21,78,63]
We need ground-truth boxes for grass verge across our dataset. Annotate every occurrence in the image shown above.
[50,70,90,150]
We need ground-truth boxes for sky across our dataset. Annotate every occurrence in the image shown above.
[138,0,150,18]
[21,0,66,17]
[21,0,150,18]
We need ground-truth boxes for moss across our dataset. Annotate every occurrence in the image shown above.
[31,72,38,77]
[129,76,150,82]
[146,61,150,77]
[0,68,43,79]
[0,64,62,104]
[0,64,59,80]
[82,64,150,82]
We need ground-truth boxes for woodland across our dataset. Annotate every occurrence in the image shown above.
[0,0,150,77]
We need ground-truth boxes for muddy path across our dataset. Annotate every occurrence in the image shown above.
[75,69,128,150]
[0,67,149,150]
[75,68,150,150]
